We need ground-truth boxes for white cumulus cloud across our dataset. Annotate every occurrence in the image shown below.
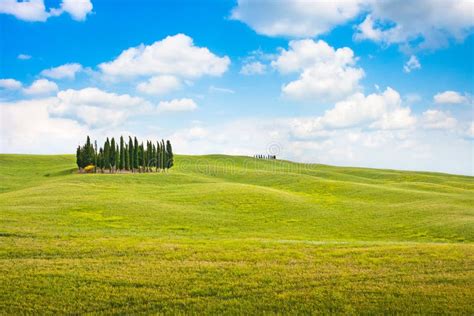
[136,75,181,95]
[99,34,230,81]
[355,0,474,51]
[231,0,474,51]
[272,39,364,103]
[0,78,22,90]
[51,87,151,127]
[23,79,58,95]
[0,98,89,154]
[57,0,93,21]
[41,63,83,80]
[231,0,367,37]
[240,61,266,75]
[157,98,197,112]
[434,91,469,105]
[0,0,93,22]
[421,109,458,130]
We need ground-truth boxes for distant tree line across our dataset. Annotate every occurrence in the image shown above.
[76,136,174,173]
[254,154,276,160]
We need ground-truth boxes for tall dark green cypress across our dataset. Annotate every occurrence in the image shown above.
[152,143,157,171]
[161,139,166,170]
[140,143,145,172]
[166,140,174,169]
[119,136,125,171]
[134,137,139,171]
[156,141,161,170]
[124,144,129,171]
[129,137,134,172]
[110,138,116,171]
[114,145,119,173]
[76,146,82,170]
[98,148,104,172]
[104,138,110,171]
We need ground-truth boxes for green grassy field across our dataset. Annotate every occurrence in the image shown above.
[0,154,473,314]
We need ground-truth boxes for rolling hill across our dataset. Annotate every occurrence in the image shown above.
[0,154,473,314]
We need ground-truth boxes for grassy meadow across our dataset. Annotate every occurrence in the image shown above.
[0,154,473,314]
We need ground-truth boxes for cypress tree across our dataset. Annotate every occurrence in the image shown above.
[156,141,161,171]
[166,140,174,169]
[119,136,125,171]
[94,140,98,172]
[110,138,116,172]
[140,143,145,172]
[152,143,157,171]
[134,137,139,171]
[104,138,110,171]
[115,145,119,173]
[129,137,134,172]
[98,148,104,172]
[161,140,167,170]
[124,144,129,171]
[76,146,82,170]
[147,141,152,172]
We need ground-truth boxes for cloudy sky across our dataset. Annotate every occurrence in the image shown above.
[0,0,473,175]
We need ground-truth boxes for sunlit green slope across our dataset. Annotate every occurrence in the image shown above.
[0,154,473,314]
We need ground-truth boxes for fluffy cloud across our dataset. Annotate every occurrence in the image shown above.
[41,63,83,80]
[433,91,468,105]
[99,34,230,80]
[231,0,367,37]
[324,87,415,129]
[403,55,421,73]
[17,54,31,60]
[0,0,49,21]
[0,0,93,22]
[157,98,197,112]
[240,61,266,75]
[170,117,472,175]
[421,110,457,130]
[355,0,474,50]
[272,39,364,102]
[370,107,417,130]
[0,98,88,154]
[466,123,474,138]
[23,79,58,95]
[231,0,474,51]
[0,78,22,90]
[136,75,181,95]
[52,87,151,127]
[57,0,93,21]
[283,87,416,139]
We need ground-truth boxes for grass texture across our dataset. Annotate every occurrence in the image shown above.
[0,154,473,314]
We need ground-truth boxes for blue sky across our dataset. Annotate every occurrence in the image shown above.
[0,0,473,175]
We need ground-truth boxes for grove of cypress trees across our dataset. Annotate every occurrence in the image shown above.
[76,136,174,174]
